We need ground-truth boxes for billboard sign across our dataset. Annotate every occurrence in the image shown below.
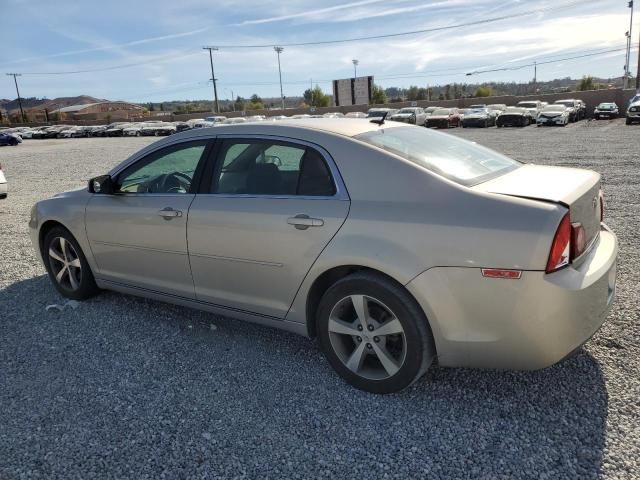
[332,76,373,106]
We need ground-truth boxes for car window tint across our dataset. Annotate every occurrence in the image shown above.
[214,139,335,196]
[118,142,207,194]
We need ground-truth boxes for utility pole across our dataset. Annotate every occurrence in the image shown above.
[637,26,640,89]
[352,59,359,78]
[625,1,634,89]
[202,47,220,113]
[6,73,25,123]
[533,61,537,93]
[274,46,285,110]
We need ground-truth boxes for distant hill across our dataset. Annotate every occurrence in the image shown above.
[0,95,106,113]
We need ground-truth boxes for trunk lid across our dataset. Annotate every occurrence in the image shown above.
[474,164,602,248]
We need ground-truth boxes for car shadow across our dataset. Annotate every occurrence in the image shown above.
[0,275,607,479]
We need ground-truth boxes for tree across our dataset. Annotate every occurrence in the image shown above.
[148,102,155,111]
[474,85,494,97]
[250,94,262,104]
[303,85,330,107]
[370,84,387,105]
[160,103,165,112]
[234,96,245,111]
[444,84,451,100]
[578,76,595,91]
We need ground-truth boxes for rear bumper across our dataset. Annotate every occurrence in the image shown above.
[406,224,617,370]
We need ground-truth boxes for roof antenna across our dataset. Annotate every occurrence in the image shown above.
[370,111,387,126]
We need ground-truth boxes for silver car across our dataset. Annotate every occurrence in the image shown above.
[29,119,617,393]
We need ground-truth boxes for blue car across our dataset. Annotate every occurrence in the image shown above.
[0,133,20,146]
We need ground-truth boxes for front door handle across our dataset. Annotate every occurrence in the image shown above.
[287,214,324,230]
[158,207,183,219]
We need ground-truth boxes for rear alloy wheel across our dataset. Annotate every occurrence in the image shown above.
[317,273,435,393]
[43,227,99,300]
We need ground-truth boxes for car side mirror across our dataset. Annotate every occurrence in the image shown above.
[89,175,115,194]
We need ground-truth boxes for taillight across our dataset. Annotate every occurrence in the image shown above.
[546,214,571,273]
[571,222,586,259]
[599,190,604,222]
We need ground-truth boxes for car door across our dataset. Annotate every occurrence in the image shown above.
[187,136,350,319]
[85,139,211,298]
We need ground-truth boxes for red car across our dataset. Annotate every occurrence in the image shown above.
[425,108,461,128]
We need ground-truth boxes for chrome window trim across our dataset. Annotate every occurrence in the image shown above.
[207,133,350,201]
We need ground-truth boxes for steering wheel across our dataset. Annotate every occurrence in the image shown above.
[159,171,191,193]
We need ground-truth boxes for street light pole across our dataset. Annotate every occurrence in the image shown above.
[6,73,25,123]
[203,47,220,113]
[274,46,285,110]
[625,1,634,89]
[352,59,359,78]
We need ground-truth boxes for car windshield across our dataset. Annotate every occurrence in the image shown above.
[555,101,574,107]
[518,102,537,108]
[432,109,451,116]
[544,105,566,112]
[355,126,520,186]
[597,104,614,110]
[367,110,389,117]
[398,109,416,114]
[505,108,526,114]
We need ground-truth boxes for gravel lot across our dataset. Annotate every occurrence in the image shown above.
[1,120,638,479]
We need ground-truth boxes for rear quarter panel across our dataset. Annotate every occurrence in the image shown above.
[285,134,566,325]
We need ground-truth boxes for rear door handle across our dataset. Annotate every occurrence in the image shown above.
[287,214,324,230]
[158,207,183,219]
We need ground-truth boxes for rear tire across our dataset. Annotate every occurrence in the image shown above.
[43,226,99,301]
[317,272,435,394]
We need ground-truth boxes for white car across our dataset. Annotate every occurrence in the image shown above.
[537,105,570,126]
[626,101,640,125]
[345,112,367,118]
[517,100,543,118]
[0,162,7,199]
[390,107,428,126]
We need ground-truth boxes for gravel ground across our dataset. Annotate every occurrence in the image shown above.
[0,121,638,479]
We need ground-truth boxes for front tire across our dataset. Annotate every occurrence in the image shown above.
[43,227,99,301]
[317,272,435,394]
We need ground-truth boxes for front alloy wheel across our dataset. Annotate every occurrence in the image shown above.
[48,236,82,291]
[43,226,99,300]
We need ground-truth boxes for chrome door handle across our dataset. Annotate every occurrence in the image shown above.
[287,214,324,230]
[158,207,183,219]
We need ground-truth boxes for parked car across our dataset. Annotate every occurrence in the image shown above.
[461,108,496,128]
[423,106,442,117]
[468,104,487,109]
[0,133,20,146]
[140,122,176,136]
[0,162,6,198]
[626,101,640,125]
[246,115,267,122]
[537,104,571,126]
[345,112,367,118]
[389,107,427,125]
[367,108,398,119]
[496,108,533,127]
[487,104,507,115]
[90,125,108,137]
[322,112,345,118]
[59,126,91,138]
[516,100,542,118]
[174,122,192,133]
[553,100,579,122]
[205,116,227,124]
[426,108,461,128]
[593,103,619,120]
[30,118,617,393]
[222,118,248,124]
[105,123,132,137]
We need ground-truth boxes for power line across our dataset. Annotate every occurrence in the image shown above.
[8,0,593,76]
[208,0,595,48]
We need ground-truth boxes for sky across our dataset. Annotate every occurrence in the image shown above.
[0,0,636,103]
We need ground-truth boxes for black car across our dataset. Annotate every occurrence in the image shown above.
[174,122,192,133]
[496,108,533,127]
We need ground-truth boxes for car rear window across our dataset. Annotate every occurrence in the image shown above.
[354,126,521,186]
